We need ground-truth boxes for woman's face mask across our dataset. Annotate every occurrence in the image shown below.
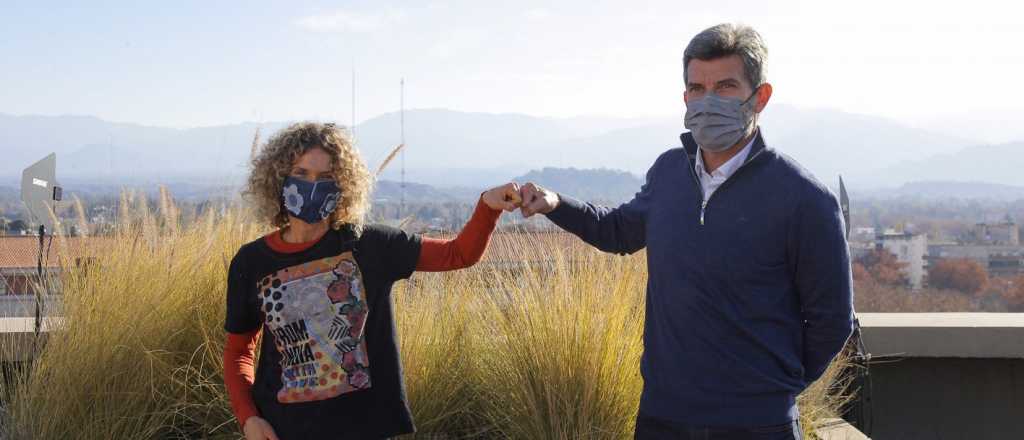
[684,87,760,152]
[282,176,342,224]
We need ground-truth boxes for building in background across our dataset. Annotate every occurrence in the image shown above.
[877,230,928,290]
[0,236,105,317]
[928,244,1024,277]
[967,219,1020,246]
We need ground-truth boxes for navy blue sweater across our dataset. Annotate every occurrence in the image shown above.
[546,129,854,428]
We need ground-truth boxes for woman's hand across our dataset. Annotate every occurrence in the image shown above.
[482,182,523,212]
[243,416,280,440]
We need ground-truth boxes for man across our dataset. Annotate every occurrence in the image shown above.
[519,23,854,440]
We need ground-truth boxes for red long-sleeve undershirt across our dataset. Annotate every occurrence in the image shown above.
[222,199,500,428]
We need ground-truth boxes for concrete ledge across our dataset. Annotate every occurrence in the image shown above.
[859,313,1024,358]
[0,316,62,333]
[815,419,870,440]
[0,317,62,362]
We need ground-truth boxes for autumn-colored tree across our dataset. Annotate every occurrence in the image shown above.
[927,258,989,295]
[855,283,979,313]
[998,274,1024,311]
[855,249,908,287]
[851,262,875,286]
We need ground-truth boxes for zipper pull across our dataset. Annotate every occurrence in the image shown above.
[700,200,707,225]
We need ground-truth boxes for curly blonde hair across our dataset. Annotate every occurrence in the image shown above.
[245,122,372,230]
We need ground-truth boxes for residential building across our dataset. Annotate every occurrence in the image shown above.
[877,230,928,289]
[928,244,1024,277]
[967,220,1020,246]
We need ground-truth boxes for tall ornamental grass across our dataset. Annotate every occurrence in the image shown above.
[0,193,851,439]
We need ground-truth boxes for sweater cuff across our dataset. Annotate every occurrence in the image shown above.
[544,193,583,224]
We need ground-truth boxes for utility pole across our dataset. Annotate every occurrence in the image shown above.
[400,78,406,219]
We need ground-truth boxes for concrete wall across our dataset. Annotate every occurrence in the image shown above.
[0,295,61,318]
[859,313,1024,440]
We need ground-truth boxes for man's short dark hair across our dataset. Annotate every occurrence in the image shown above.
[683,23,768,89]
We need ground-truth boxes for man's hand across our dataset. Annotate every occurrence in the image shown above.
[243,416,280,440]
[482,182,523,212]
[519,182,560,218]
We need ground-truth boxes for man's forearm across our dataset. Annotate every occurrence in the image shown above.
[802,319,854,383]
[793,188,856,384]
[545,193,645,255]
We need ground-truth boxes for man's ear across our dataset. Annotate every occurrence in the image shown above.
[683,90,689,106]
[753,83,772,113]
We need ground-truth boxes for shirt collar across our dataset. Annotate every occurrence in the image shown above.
[695,131,757,178]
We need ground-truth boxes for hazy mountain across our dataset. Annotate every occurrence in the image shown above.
[372,179,474,203]
[865,142,1024,189]
[864,181,1024,201]
[513,168,644,204]
[0,111,649,186]
[358,109,655,183]
[0,113,284,183]
[759,105,977,186]
[0,107,1001,191]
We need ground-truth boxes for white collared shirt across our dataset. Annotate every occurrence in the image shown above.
[694,135,755,201]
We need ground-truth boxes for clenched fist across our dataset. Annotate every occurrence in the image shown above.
[519,182,559,218]
[482,182,523,212]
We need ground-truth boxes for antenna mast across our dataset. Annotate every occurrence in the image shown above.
[351,64,356,139]
[400,78,406,218]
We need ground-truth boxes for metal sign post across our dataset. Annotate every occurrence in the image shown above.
[838,175,873,435]
[20,153,62,355]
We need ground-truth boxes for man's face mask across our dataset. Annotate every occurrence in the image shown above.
[684,87,760,153]
[281,176,342,225]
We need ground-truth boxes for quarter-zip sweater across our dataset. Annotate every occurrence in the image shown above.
[545,129,854,428]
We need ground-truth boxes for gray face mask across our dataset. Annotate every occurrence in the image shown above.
[684,88,759,152]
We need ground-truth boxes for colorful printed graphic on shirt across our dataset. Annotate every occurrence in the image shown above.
[257,252,371,403]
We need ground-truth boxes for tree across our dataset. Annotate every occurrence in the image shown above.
[997,274,1024,311]
[851,262,875,286]
[928,258,989,295]
[8,219,28,234]
[856,249,908,287]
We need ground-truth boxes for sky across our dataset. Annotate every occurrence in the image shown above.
[4,0,1024,142]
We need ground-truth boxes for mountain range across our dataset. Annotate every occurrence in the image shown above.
[1,107,1021,191]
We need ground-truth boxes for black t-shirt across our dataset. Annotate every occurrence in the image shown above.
[224,224,422,439]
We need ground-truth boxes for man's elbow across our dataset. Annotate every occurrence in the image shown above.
[591,233,644,255]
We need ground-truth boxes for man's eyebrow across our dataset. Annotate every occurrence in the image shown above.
[714,78,742,87]
[686,82,705,89]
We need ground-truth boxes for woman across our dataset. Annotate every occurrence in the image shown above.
[222,122,520,439]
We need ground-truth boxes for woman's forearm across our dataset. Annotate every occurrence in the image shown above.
[415,197,501,272]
